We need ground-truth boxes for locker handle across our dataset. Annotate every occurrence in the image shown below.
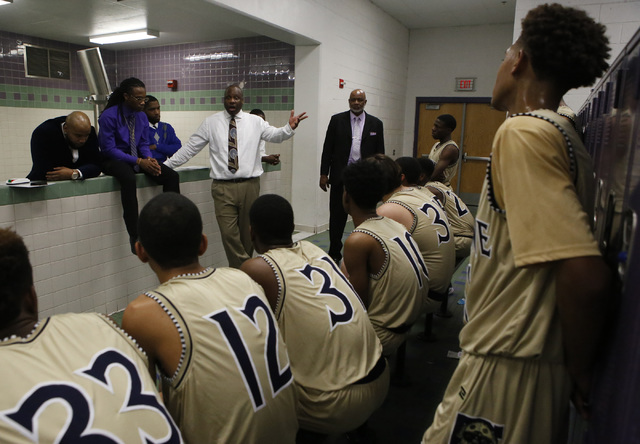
[462,153,490,162]
[619,208,637,288]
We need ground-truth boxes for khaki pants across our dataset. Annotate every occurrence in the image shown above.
[211,177,260,268]
[422,353,571,444]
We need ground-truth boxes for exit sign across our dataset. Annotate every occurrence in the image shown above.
[455,77,476,92]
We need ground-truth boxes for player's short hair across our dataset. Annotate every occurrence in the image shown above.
[418,157,436,183]
[138,193,202,269]
[520,3,610,91]
[0,228,33,328]
[395,157,422,186]
[249,194,294,245]
[343,159,386,210]
[437,114,456,131]
[368,153,402,194]
[144,95,159,107]
[250,109,265,119]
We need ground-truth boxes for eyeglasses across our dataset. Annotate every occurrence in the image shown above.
[127,95,149,103]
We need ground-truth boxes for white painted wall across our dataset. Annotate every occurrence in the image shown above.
[402,24,514,155]
[208,0,410,232]
[514,0,640,111]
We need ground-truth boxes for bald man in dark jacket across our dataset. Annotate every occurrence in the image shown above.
[320,89,385,262]
[27,111,101,181]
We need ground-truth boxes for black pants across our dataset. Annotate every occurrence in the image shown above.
[102,159,180,240]
[329,179,348,261]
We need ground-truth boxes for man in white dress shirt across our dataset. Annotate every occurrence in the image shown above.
[165,84,307,268]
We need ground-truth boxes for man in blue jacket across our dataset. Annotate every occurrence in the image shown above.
[144,95,182,163]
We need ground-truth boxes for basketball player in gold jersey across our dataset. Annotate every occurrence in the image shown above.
[241,194,389,442]
[428,114,459,187]
[341,159,429,356]
[121,193,298,443]
[374,154,455,302]
[0,227,182,443]
[416,156,475,262]
[423,4,611,443]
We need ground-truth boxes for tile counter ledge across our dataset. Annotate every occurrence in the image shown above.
[0,163,281,319]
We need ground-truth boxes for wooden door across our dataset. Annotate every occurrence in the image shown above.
[415,99,505,203]
[459,103,507,203]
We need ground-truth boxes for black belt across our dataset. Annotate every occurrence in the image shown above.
[428,290,447,302]
[213,177,256,183]
[387,323,412,334]
[353,356,386,385]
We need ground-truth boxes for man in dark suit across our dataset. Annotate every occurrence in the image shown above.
[320,89,385,263]
[27,111,101,181]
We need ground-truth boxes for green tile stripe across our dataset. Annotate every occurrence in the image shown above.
[0,164,280,206]
[0,84,295,112]
[0,84,93,110]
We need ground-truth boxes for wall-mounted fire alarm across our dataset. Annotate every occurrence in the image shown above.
[339,79,345,89]
[167,80,177,91]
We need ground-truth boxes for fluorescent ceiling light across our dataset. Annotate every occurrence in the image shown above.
[0,0,14,5]
[184,52,238,62]
[90,29,159,45]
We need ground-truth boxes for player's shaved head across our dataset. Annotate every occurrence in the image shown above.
[250,194,295,246]
[138,193,203,269]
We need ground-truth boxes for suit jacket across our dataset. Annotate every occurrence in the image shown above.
[27,116,102,180]
[320,110,385,183]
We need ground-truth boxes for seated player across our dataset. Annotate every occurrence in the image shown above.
[241,194,390,441]
[121,193,298,443]
[0,227,181,443]
[417,157,475,262]
[375,155,455,302]
[341,159,429,356]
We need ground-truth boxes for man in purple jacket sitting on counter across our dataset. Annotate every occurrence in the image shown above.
[98,77,180,254]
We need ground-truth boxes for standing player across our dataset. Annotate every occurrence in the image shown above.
[121,193,298,443]
[428,114,459,187]
[241,194,389,441]
[0,227,182,443]
[341,159,429,356]
[423,4,611,443]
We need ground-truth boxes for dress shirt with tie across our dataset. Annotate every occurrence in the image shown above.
[164,110,294,179]
[348,111,365,164]
[98,104,152,165]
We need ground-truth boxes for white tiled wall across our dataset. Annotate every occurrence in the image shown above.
[0,170,290,318]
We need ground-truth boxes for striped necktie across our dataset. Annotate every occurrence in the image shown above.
[127,114,140,172]
[228,116,238,173]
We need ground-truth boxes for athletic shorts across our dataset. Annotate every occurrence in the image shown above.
[296,360,390,434]
[422,352,571,444]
